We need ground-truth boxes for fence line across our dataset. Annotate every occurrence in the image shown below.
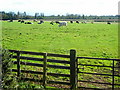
[9,49,120,89]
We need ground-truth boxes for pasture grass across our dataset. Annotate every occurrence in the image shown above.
[2,21,118,58]
[2,20,119,88]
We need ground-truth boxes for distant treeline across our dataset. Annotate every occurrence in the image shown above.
[0,11,119,20]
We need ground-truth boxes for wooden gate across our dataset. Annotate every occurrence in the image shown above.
[9,49,120,89]
[77,56,120,89]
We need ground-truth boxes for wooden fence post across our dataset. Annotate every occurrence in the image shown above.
[70,49,77,89]
[17,51,20,77]
[112,60,115,90]
[43,53,47,88]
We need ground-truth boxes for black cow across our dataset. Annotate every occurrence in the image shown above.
[70,21,73,23]
[8,20,13,22]
[55,21,60,24]
[107,22,111,25]
[50,21,54,25]
[25,22,33,24]
[18,19,21,22]
[76,21,79,24]
[38,20,44,24]
[21,20,24,23]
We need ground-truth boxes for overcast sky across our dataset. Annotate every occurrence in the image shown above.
[0,0,119,16]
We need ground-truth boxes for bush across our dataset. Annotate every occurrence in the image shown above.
[2,49,18,89]
[1,49,44,89]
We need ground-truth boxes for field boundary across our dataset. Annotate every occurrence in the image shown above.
[9,49,120,89]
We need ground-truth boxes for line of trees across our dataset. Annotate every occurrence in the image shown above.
[0,11,118,20]
[1,11,45,20]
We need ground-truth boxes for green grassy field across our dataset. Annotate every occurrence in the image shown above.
[2,20,119,88]
[2,20,118,58]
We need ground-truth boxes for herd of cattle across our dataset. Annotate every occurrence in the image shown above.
[8,19,112,27]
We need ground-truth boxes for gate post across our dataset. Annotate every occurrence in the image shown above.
[17,51,20,77]
[70,49,77,89]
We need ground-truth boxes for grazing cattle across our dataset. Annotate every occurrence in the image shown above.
[58,22,67,27]
[50,21,54,25]
[70,21,73,23]
[21,20,24,23]
[8,20,13,22]
[18,19,21,22]
[40,20,44,23]
[107,22,111,25]
[76,21,79,24]
[55,21,60,24]
[38,20,44,24]
[25,22,33,24]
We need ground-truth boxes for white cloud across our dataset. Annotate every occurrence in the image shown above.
[0,0,119,15]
